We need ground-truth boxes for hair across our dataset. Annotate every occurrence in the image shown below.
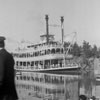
[0,41,5,48]
[79,95,87,100]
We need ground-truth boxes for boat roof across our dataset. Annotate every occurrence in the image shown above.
[40,34,54,37]
[27,41,61,48]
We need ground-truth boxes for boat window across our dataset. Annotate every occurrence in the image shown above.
[35,52,38,56]
[46,49,50,54]
[61,48,64,53]
[27,61,30,66]
[41,50,45,55]
[56,48,60,54]
[20,62,23,66]
[16,61,19,66]
[35,61,38,66]
[39,61,43,65]
[51,49,55,54]
[27,76,30,80]
[23,62,26,66]
[23,76,26,80]
[31,61,34,66]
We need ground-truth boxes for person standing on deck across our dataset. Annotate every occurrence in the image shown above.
[0,36,18,100]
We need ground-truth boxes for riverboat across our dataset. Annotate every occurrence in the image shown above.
[12,15,80,72]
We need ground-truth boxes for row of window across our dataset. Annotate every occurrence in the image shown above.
[16,59,63,66]
[16,75,64,84]
[16,59,75,67]
[12,48,64,58]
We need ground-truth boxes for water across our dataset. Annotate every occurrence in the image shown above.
[15,70,100,100]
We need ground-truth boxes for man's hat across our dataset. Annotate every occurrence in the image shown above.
[0,36,6,47]
[0,36,5,42]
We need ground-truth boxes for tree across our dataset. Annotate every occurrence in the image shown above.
[82,41,92,58]
[97,47,100,58]
[70,42,81,56]
[91,45,98,57]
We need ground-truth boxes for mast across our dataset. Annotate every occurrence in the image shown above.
[45,15,49,44]
[61,16,64,44]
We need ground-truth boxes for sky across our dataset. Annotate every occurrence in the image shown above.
[0,0,100,50]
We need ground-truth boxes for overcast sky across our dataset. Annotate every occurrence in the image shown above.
[0,0,100,49]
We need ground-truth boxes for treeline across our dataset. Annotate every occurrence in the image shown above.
[65,40,100,58]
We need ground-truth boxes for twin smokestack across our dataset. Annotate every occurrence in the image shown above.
[45,15,64,44]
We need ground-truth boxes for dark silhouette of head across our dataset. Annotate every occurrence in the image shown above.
[0,36,5,48]
[91,96,96,100]
[79,95,87,100]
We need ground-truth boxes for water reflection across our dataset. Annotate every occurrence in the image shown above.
[15,72,80,100]
[15,70,100,100]
[79,70,97,99]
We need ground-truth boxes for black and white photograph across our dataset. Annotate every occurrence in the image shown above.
[0,0,100,100]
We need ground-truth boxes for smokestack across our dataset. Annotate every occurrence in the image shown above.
[45,15,49,44]
[61,16,64,44]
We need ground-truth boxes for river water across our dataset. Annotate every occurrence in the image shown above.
[15,70,100,100]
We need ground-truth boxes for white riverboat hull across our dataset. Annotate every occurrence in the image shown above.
[15,65,81,74]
